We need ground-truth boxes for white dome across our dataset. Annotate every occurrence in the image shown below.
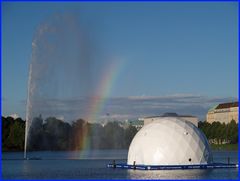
[127,117,212,165]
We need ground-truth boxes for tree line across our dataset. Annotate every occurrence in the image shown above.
[2,116,137,151]
[198,120,238,145]
[2,116,238,151]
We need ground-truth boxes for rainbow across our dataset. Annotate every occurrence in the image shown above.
[78,59,125,158]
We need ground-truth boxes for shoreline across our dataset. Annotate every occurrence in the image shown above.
[210,144,238,151]
[2,145,238,153]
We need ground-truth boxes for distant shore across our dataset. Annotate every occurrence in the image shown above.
[210,144,238,151]
[2,144,238,152]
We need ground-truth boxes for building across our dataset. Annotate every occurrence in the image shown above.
[206,102,238,124]
[141,112,199,127]
[119,119,144,130]
[128,120,144,130]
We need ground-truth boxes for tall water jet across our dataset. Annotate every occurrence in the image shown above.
[24,63,33,159]
[24,13,93,158]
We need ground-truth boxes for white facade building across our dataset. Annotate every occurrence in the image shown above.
[142,113,199,127]
[206,102,238,124]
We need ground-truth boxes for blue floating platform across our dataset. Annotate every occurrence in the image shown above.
[107,162,238,170]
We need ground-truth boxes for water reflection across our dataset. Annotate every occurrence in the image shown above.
[2,150,238,179]
[128,169,213,180]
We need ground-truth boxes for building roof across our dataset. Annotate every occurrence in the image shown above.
[143,116,161,119]
[161,112,178,117]
[215,102,238,109]
[179,115,197,118]
[143,112,197,119]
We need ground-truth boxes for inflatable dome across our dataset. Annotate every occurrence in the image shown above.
[127,117,212,166]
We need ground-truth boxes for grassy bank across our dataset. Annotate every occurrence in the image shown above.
[210,144,238,151]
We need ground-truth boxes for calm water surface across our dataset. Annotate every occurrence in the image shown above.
[2,150,238,179]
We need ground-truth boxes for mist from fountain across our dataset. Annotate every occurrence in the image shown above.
[24,13,94,158]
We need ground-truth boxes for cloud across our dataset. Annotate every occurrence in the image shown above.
[17,94,237,122]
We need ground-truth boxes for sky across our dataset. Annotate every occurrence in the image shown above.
[2,2,238,121]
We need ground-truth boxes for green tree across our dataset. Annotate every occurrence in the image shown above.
[7,121,25,150]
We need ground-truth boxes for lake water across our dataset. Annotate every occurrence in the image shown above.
[2,150,239,179]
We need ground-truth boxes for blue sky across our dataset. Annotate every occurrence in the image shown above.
[2,2,238,120]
